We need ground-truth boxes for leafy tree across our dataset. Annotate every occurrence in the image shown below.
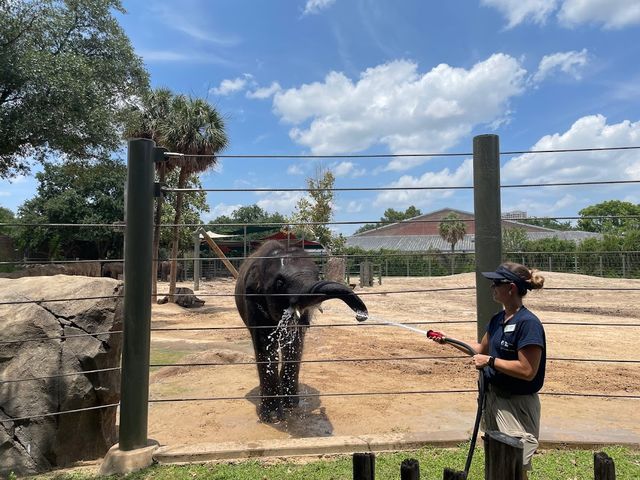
[355,206,423,234]
[0,206,15,236]
[125,90,228,298]
[519,218,573,231]
[15,159,127,259]
[207,205,287,243]
[438,212,466,274]
[125,87,179,297]
[231,205,287,227]
[524,237,576,252]
[162,96,228,297]
[0,0,148,178]
[158,170,210,252]
[291,168,340,251]
[503,227,528,252]
[578,200,640,234]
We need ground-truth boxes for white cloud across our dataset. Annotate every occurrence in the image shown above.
[246,82,282,99]
[256,191,304,214]
[138,50,232,65]
[303,0,337,16]
[558,0,640,29]
[272,55,526,170]
[482,0,640,29]
[210,74,254,96]
[502,114,640,184]
[333,161,366,178]
[345,200,364,213]
[287,164,306,175]
[204,203,243,221]
[0,191,10,197]
[374,159,474,207]
[480,0,559,29]
[152,4,241,45]
[533,49,589,83]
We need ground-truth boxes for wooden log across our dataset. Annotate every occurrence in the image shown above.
[353,452,375,480]
[594,452,616,480]
[198,228,238,278]
[400,458,420,479]
[442,468,466,479]
[483,430,523,480]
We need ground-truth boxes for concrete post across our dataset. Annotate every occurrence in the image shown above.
[473,134,502,340]
[101,139,158,476]
[120,138,155,450]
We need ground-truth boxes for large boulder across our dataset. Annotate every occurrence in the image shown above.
[0,275,123,477]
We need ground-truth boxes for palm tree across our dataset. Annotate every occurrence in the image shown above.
[438,212,467,275]
[124,88,176,300]
[162,95,228,299]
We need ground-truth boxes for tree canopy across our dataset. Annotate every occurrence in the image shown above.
[290,168,344,251]
[577,200,640,234]
[15,159,128,259]
[438,212,467,252]
[0,0,148,178]
[13,159,210,260]
[355,206,423,234]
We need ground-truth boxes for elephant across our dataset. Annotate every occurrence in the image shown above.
[159,260,183,281]
[235,240,369,423]
[101,262,123,279]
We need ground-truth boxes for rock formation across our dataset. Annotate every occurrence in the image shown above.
[0,275,123,476]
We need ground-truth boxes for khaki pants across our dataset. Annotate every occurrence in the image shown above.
[482,387,541,471]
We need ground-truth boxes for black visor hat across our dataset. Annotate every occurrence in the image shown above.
[481,265,531,292]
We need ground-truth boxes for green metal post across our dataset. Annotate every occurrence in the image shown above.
[473,134,502,340]
[119,138,156,451]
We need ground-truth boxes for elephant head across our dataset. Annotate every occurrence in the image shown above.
[235,240,368,422]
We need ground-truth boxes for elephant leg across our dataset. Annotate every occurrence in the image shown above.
[280,321,307,410]
[252,328,284,422]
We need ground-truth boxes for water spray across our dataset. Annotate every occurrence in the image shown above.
[380,319,486,479]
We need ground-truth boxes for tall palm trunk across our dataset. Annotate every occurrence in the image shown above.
[450,245,456,275]
[168,167,188,301]
[151,164,166,302]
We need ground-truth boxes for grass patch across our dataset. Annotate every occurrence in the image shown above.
[28,444,640,479]
[149,348,193,372]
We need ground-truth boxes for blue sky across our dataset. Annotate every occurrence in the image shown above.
[2,0,640,235]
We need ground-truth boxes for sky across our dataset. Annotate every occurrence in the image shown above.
[2,0,640,235]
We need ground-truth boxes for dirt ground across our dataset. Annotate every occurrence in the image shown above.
[146,272,640,448]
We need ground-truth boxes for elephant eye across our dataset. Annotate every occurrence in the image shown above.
[275,278,285,290]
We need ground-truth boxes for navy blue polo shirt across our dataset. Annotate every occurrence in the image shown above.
[484,306,546,395]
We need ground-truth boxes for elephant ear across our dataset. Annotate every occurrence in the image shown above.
[243,262,263,294]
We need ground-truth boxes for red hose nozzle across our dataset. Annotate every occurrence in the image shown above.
[427,330,445,341]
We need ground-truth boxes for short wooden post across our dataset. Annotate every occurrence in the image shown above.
[360,261,373,287]
[484,430,523,480]
[442,468,466,479]
[400,458,420,479]
[594,452,616,480]
[353,452,375,480]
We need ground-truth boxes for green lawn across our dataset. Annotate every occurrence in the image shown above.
[29,445,640,480]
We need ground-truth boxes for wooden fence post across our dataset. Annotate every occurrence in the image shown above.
[353,452,375,480]
[594,452,616,480]
[400,458,420,479]
[484,430,523,480]
[442,468,466,479]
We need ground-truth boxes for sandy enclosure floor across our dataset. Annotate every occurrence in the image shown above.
[145,272,640,447]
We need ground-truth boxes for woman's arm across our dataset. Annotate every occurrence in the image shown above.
[474,345,542,380]
[436,332,488,356]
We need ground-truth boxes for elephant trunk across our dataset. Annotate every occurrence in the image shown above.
[307,280,368,321]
